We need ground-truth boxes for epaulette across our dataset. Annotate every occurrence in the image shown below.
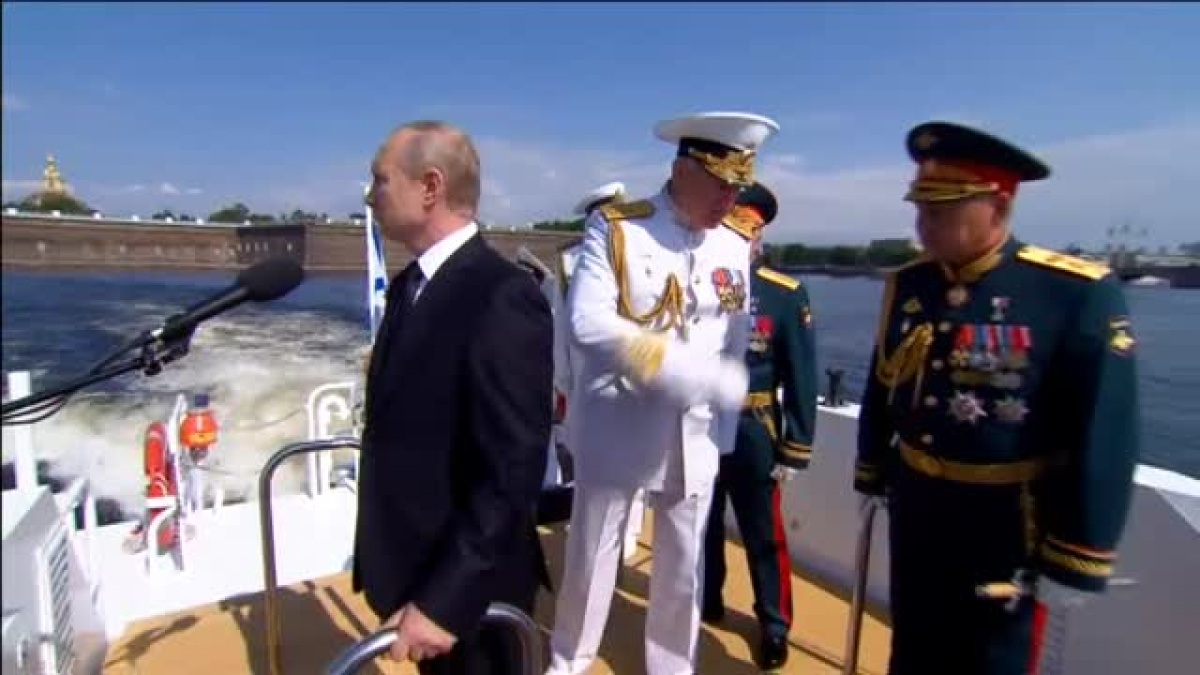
[599,199,655,222]
[1016,245,1109,281]
[756,267,800,290]
[722,216,756,241]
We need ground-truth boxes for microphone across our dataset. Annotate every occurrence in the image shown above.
[151,256,306,342]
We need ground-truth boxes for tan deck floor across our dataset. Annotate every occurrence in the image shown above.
[104,519,891,674]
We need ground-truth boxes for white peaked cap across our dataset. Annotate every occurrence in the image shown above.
[654,111,781,152]
[574,181,627,215]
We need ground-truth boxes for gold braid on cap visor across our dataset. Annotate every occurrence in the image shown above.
[687,147,756,186]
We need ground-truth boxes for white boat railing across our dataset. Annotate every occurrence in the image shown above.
[55,477,101,606]
[4,371,39,493]
[303,381,359,498]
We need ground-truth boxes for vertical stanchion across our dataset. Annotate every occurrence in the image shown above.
[842,497,880,675]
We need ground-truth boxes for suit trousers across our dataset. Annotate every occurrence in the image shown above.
[547,481,715,675]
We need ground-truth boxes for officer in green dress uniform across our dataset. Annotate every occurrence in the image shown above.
[855,121,1141,674]
[702,181,818,671]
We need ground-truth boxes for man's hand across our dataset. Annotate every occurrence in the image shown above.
[384,603,458,663]
[771,465,800,482]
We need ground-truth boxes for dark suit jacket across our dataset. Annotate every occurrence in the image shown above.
[352,233,553,641]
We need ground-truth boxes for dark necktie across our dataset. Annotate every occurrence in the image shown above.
[372,262,423,382]
[394,261,423,319]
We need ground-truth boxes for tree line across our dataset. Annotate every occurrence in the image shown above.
[529,218,922,268]
[2,194,369,225]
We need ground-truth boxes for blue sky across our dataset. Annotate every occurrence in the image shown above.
[3,2,1197,247]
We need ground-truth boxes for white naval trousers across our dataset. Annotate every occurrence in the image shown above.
[547,482,714,675]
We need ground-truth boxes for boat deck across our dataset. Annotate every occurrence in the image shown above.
[102,520,891,674]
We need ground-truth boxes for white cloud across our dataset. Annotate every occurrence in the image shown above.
[185,187,203,195]
[159,182,180,195]
[1,92,28,113]
[464,117,1200,247]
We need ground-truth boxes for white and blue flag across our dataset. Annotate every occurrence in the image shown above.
[364,192,389,340]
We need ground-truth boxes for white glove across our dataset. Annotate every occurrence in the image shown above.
[858,493,887,513]
[708,357,749,411]
[771,465,800,482]
[1037,577,1091,609]
[622,332,747,411]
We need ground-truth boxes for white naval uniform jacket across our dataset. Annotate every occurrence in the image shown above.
[566,189,751,496]
[552,243,583,439]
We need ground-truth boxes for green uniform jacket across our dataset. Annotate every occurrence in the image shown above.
[744,264,818,469]
[855,237,1140,592]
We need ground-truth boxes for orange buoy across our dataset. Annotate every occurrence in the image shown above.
[179,393,217,463]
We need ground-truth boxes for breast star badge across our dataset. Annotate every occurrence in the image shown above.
[994,396,1029,423]
[949,390,988,424]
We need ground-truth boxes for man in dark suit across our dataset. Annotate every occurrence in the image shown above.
[354,119,554,673]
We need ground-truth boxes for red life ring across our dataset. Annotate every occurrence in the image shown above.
[142,422,178,550]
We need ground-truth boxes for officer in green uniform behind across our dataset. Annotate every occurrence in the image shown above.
[702,181,817,671]
[855,121,1140,674]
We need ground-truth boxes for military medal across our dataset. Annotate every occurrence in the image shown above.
[991,297,1010,322]
[712,268,738,313]
[749,315,773,353]
[994,395,1029,423]
[949,390,988,424]
[991,371,1022,389]
[950,325,973,368]
[947,284,969,307]
[731,269,747,309]
[1006,325,1031,369]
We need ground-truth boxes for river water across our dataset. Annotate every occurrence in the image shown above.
[2,269,1197,521]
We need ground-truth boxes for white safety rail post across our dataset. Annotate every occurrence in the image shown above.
[6,371,39,493]
[165,394,190,572]
[305,382,357,498]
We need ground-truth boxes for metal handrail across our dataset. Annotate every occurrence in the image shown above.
[258,438,362,675]
[324,602,545,675]
[842,497,881,675]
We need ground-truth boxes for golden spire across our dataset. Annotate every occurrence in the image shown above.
[43,154,67,194]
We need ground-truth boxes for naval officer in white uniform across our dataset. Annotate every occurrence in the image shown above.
[547,111,781,675]
[554,181,648,559]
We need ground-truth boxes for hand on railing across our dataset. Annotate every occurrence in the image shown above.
[324,603,544,675]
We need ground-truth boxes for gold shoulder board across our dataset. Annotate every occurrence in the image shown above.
[1017,245,1109,281]
[599,199,655,222]
[756,267,800,290]
[722,217,755,241]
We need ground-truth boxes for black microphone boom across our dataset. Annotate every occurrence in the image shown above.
[153,256,305,342]
[2,256,305,422]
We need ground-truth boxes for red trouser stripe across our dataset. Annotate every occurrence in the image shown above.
[771,483,794,625]
[1027,600,1049,674]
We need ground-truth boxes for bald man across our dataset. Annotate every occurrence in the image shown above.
[354,120,554,673]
